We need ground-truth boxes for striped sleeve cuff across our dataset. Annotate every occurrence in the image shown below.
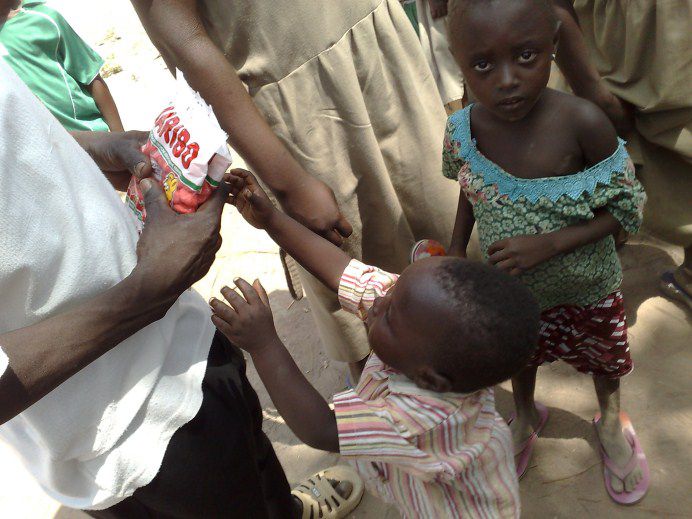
[337,259,398,320]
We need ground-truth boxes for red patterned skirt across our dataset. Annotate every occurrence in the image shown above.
[529,291,633,378]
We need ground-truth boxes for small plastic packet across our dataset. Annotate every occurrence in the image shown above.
[126,71,232,231]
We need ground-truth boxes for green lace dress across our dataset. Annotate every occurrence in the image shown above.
[442,106,647,310]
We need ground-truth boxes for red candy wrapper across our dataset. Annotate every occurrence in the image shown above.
[127,71,232,231]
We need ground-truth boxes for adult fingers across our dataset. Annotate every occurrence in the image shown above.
[508,267,523,276]
[133,159,154,180]
[234,277,262,306]
[141,179,171,218]
[253,279,270,307]
[220,285,248,313]
[335,214,353,238]
[198,172,233,217]
[112,131,151,178]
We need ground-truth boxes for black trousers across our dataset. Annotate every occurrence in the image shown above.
[86,333,293,519]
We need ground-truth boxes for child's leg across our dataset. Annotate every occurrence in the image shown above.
[592,376,644,493]
[509,366,542,447]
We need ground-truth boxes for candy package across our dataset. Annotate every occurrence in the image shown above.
[126,71,232,230]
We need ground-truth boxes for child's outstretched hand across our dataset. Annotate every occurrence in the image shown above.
[227,169,275,229]
[210,278,279,354]
[487,234,558,276]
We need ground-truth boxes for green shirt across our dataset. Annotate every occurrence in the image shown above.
[443,106,647,310]
[0,1,108,131]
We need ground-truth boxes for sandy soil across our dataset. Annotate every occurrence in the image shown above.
[1,2,690,518]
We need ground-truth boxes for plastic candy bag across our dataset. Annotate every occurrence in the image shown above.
[127,71,232,231]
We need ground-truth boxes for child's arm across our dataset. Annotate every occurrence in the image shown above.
[131,0,352,246]
[488,210,621,276]
[552,0,634,136]
[449,190,475,257]
[88,75,124,132]
[231,170,351,293]
[210,278,339,452]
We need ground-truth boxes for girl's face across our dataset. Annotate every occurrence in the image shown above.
[449,0,557,122]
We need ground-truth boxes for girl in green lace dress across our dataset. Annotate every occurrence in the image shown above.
[442,0,649,505]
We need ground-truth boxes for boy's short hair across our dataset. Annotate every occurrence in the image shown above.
[433,259,540,392]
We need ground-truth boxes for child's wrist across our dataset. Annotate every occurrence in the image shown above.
[546,231,566,256]
[262,206,282,230]
[248,335,284,360]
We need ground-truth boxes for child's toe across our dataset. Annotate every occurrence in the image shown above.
[610,473,624,493]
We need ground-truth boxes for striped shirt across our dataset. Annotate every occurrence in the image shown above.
[334,260,520,518]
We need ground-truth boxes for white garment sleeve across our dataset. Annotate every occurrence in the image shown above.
[0,345,8,376]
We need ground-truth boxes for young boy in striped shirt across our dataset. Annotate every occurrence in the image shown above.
[210,170,540,518]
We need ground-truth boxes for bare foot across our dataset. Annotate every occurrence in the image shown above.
[595,418,643,493]
[509,404,541,457]
[292,478,353,517]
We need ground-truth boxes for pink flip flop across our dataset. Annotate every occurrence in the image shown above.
[593,412,650,505]
[507,402,549,479]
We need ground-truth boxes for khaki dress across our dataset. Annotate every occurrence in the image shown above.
[570,0,692,247]
[199,0,458,361]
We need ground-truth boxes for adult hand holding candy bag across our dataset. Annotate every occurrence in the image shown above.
[127,71,232,230]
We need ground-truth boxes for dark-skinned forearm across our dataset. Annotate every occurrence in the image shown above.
[69,130,131,190]
[131,0,309,197]
[264,209,351,292]
[553,2,605,101]
[251,338,339,452]
[449,192,474,256]
[89,75,124,132]
[551,209,622,256]
[0,271,172,425]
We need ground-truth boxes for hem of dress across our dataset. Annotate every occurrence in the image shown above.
[537,283,623,311]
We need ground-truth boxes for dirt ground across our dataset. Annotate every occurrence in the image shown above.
[1,2,690,518]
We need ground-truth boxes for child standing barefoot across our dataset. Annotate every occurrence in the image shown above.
[443,0,648,505]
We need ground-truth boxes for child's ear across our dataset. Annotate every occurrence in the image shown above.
[413,366,453,393]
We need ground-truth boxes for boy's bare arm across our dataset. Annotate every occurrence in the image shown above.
[232,170,351,292]
[211,280,339,452]
[89,75,124,132]
[129,0,352,245]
